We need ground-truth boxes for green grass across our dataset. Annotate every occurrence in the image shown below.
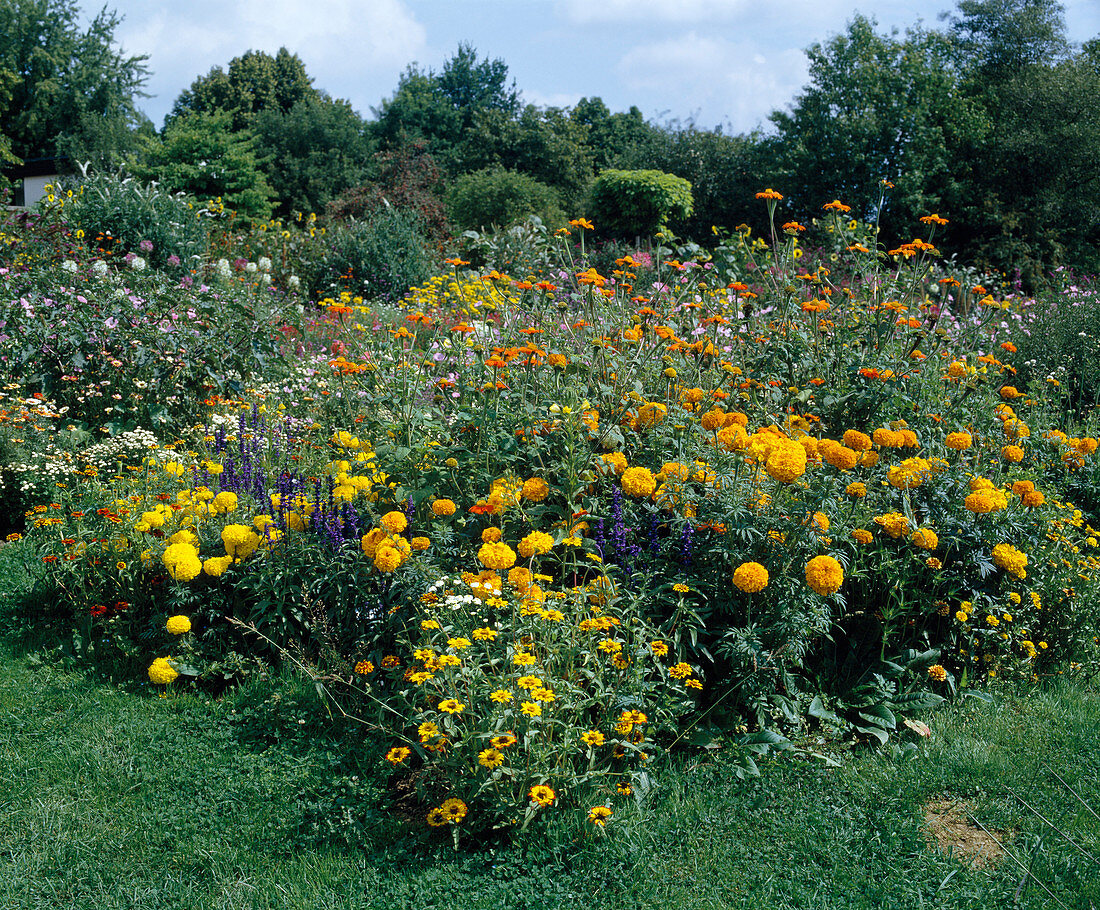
[1,536,1099,909]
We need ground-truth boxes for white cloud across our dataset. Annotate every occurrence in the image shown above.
[617,32,809,132]
[113,0,427,123]
[522,88,584,109]
[558,0,750,23]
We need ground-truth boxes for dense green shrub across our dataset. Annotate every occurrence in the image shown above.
[448,167,564,232]
[588,169,693,239]
[305,207,437,301]
[60,172,210,269]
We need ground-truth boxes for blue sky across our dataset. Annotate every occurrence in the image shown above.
[104,0,1100,134]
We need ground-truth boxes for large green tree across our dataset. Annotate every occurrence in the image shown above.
[252,93,375,217]
[167,47,317,131]
[133,110,273,222]
[0,0,148,165]
[943,0,1070,80]
[766,16,987,238]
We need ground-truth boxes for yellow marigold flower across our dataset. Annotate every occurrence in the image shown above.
[447,637,471,650]
[478,748,505,769]
[927,664,948,682]
[521,701,542,717]
[765,439,808,483]
[531,687,556,702]
[910,528,938,551]
[490,689,513,703]
[518,531,554,558]
[944,431,973,451]
[529,784,556,807]
[472,626,498,641]
[845,481,867,498]
[650,640,669,657]
[588,805,613,826]
[426,807,447,827]
[637,402,667,429]
[852,529,873,545]
[202,555,232,577]
[598,638,622,654]
[374,546,403,573]
[517,675,543,690]
[1002,445,1024,463]
[355,660,374,675]
[956,610,969,622]
[522,477,549,501]
[842,429,872,452]
[211,491,238,514]
[438,699,465,714]
[599,452,628,475]
[222,524,260,560]
[482,526,503,543]
[621,466,657,497]
[385,746,411,764]
[166,615,191,635]
[148,657,178,685]
[805,555,844,595]
[733,561,769,593]
[874,512,909,539]
[992,542,1028,579]
[513,650,536,667]
[381,511,408,534]
[478,541,517,570]
[431,498,456,517]
[669,661,693,679]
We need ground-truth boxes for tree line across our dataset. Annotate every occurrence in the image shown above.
[1,0,1097,281]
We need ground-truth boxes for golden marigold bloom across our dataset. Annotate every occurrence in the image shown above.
[621,466,657,497]
[733,561,769,593]
[999,386,1021,399]
[765,439,808,483]
[203,555,232,577]
[385,746,411,764]
[426,807,447,827]
[521,701,542,717]
[927,664,948,682]
[992,543,1028,579]
[669,661,694,679]
[874,512,910,539]
[146,655,179,686]
[490,689,513,703]
[438,699,465,714]
[166,615,191,635]
[944,431,973,451]
[852,529,873,545]
[222,524,260,560]
[805,555,844,595]
[355,660,374,675]
[522,477,550,501]
[411,536,430,551]
[842,429,872,452]
[650,640,669,657]
[588,805,613,826]
[431,498,457,517]
[756,188,784,200]
[518,531,554,558]
[637,402,667,429]
[478,541,517,571]
[211,491,238,514]
[846,481,867,498]
[947,360,968,378]
[374,546,403,573]
[381,511,408,533]
[910,528,938,551]
[1002,445,1024,463]
[482,526,503,543]
[824,199,852,212]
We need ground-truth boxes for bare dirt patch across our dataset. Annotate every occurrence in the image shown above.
[923,798,1009,869]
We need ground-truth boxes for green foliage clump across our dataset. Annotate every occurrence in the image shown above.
[61,172,209,268]
[589,169,693,238]
[133,110,274,223]
[307,208,436,301]
[448,167,564,232]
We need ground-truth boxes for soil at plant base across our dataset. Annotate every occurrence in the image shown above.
[922,798,1009,868]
